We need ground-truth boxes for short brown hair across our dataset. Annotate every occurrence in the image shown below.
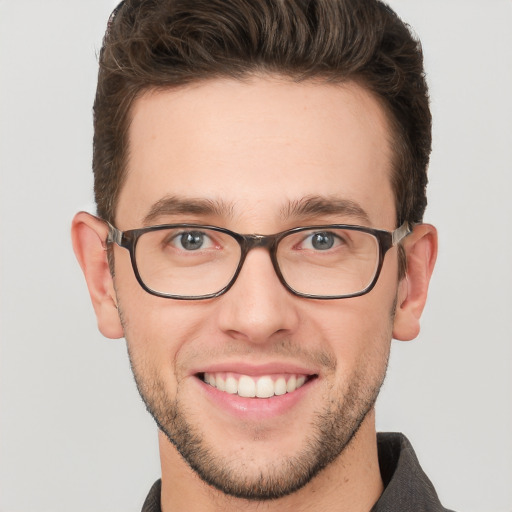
[93,0,431,228]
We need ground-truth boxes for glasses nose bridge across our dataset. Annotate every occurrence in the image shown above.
[233,233,283,291]
[237,233,280,271]
[241,233,277,254]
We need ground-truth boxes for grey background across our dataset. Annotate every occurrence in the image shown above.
[1,1,511,511]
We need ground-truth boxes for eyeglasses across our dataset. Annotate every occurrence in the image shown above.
[105,220,411,300]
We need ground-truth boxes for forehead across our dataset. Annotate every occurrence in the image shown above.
[117,77,396,230]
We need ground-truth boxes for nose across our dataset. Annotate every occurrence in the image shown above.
[216,248,300,345]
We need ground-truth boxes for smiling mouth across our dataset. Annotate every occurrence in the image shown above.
[199,372,316,398]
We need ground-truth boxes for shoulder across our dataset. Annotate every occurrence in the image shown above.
[141,479,162,512]
[372,433,457,512]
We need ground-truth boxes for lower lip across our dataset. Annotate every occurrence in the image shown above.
[195,376,317,421]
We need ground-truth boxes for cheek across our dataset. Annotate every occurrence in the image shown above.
[301,283,397,369]
[118,297,227,392]
[113,249,189,352]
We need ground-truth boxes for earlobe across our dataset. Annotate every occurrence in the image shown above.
[392,224,438,341]
[71,211,124,339]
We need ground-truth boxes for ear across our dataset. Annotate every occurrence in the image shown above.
[71,211,124,339]
[392,223,438,341]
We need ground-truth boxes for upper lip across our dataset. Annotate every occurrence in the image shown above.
[190,361,319,377]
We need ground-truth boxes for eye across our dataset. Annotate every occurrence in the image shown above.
[301,231,342,251]
[171,231,214,251]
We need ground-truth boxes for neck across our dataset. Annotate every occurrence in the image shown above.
[158,410,383,512]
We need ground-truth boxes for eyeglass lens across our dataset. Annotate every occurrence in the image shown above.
[133,226,381,298]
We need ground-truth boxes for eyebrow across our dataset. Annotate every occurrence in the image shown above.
[143,194,370,226]
[143,195,234,225]
[281,195,370,224]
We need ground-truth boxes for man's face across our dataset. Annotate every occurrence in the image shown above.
[113,77,400,499]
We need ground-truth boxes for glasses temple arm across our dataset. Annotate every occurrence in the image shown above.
[392,221,413,245]
[105,222,123,246]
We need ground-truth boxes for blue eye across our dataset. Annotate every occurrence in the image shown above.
[299,231,343,251]
[309,232,335,250]
[174,231,213,251]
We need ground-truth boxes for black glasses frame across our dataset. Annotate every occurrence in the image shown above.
[106,221,411,300]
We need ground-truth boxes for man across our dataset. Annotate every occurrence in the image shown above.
[72,0,448,510]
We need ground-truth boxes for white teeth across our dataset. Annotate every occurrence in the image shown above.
[286,375,297,393]
[225,375,238,394]
[274,377,287,396]
[256,376,275,398]
[216,374,226,392]
[238,375,256,398]
[203,372,309,398]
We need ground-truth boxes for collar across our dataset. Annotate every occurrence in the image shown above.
[371,432,454,511]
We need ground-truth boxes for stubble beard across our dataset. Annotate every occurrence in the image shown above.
[125,339,391,501]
